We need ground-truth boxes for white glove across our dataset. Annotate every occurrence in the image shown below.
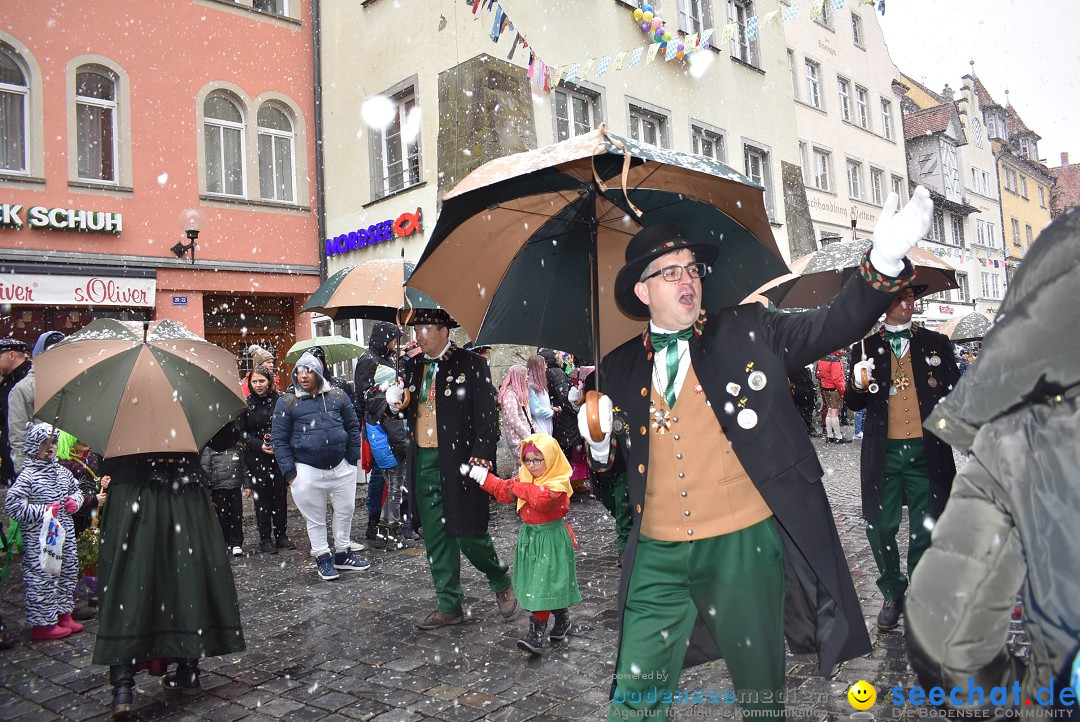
[852,358,876,390]
[567,386,582,405]
[576,393,613,464]
[385,382,404,409]
[869,185,933,277]
[459,463,488,485]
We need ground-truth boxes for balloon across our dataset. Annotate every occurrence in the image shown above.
[640,20,651,31]
[676,50,685,59]
[651,17,662,30]
[642,4,653,12]
[677,42,685,52]
[633,8,643,20]
[654,29,664,41]
[662,32,673,42]
[642,10,653,22]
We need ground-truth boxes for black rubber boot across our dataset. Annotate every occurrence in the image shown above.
[161,658,200,694]
[516,616,547,655]
[110,664,137,720]
[549,608,572,641]
[365,516,379,541]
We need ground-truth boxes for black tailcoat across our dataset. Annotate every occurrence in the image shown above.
[596,271,901,677]
[844,327,960,522]
[401,345,499,539]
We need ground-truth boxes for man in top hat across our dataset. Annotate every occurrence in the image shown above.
[844,284,960,632]
[0,337,32,486]
[579,188,934,720]
[386,308,518,629]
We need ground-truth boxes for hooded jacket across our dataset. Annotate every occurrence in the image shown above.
[905,209,1080,717]
[271,351,361,480]
[8,331,66,476]
[537,348,581,452]
[354,321,402,404]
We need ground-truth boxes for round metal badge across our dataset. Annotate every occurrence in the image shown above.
[737,408,758,429]
[747,371,767,391]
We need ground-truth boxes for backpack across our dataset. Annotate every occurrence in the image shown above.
[364,422,399,469]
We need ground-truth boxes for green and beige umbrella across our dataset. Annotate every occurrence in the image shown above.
[33,319,247,458]
[933,311,992,342]
[301,258,439,322]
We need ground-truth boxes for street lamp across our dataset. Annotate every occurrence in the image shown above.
[850,206,859,241]
[172,207,204,264]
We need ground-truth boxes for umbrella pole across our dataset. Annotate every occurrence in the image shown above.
[587,182,601,391]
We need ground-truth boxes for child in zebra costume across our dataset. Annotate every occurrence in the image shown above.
[3,422,84,641]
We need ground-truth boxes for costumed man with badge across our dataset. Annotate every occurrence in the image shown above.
[579,188,935,720]
[844,285,961,632]
[386,309,519,630]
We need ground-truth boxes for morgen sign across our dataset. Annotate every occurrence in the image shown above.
[0,274,155,307]
[325,208,422,257]
[1,203,123,234]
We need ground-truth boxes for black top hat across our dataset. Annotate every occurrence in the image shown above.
[614,223,720,319]
[0,338,30,354]
[407,308,459,328]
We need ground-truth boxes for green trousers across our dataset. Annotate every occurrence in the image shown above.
[593,470,632,552]
[866,438,932,602]
[609,518,786,720]
[414,448,510,614]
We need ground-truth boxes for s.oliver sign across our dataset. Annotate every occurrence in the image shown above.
[0,274,155,307]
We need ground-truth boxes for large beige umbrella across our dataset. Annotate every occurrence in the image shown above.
[34,319,247,458]
[300,259,439,322]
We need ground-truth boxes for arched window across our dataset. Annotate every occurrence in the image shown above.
[204,94,245,197]
[257,104,294,202]
[1,46,28,173]
[75,66,117,182]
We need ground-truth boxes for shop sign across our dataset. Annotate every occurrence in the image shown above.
[0,203,123,234]
[325,208,422,257]
[0,273,155,307]
[937,304,955,315]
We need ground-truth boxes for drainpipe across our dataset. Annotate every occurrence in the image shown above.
[312,0,327,281]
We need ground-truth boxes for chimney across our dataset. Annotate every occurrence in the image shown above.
[1063,152,1070,166]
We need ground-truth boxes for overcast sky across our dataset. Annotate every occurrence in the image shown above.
[877,0,1077,168]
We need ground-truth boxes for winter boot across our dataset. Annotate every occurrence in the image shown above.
[57,612,84,633]
[110,664,137,720]
[161,658,200,694]
[370,521,387,550]
[386,523,411,550]
[31,624,72,641]
[549,609,572,641]
[365,516,380,542]
[516,616,547,655]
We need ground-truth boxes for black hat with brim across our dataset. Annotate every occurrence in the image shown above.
[407,308,459,329]
[614,223,720,319]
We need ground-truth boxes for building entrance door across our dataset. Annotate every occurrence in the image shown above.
[203,295,296,382]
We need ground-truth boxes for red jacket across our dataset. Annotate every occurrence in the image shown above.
[480,473,569,525]
[816,356,846,395]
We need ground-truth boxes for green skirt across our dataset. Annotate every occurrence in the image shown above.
[513,519,581,612]
[92,481,245,666]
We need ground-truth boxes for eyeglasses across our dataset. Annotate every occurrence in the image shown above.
[523,457,545,466]
[640,262,708,283]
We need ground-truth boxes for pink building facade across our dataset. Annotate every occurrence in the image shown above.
[1,0,320,371]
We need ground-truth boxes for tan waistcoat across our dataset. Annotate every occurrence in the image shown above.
[641,364,773,542]
[887,351,923,440]
[415,386,439,448]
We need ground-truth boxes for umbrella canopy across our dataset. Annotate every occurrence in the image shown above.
[758,238,959,309]
[34,319,246,458]
[407,126,787,361]
[301,258,439,322]
[285,335,366,365]
[932,312,992,342]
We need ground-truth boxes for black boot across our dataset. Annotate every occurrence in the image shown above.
[370,521,387,550]
[110,664,137,720]
[516,616,547,655]
[549,609,572,641]
[161,658,200,694]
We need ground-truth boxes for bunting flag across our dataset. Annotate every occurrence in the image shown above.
[859,0,875,5]
[664,41,679,60]
[646,42,662,64]
[612,51,628,71]
[700,27,716,49]
[830,0,846,10]
[507,32,524,60]
[746,15,760,42]
[564,62,580,83]
[595,54,613,77]
[491,6,505,41]
[628,45,645,68]
[759,10,780,27]
[720,22,737,44]
[810,0,825,20]
[684,33,699,52]
[579,57,596,80]
[783,4,801,21]
[527,50,536,79]
[552,65,567,87]
[472,0,481,15]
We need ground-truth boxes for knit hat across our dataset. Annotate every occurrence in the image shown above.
[248,344,274,368]
[373,364,397,388]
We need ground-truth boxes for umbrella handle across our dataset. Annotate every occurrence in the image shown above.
[592,124,643,219]
[584,390,606,443]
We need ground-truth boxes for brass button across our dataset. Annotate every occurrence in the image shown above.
[641,387,648,397]
[681,491,687,497]
[672,416,679,422]
[687,529,694,536]
[684,510,691,517]
[678,472,685,478]
[635,504,642,514]
[673,434,680,440]
[640,426,647,436]
[676,453,683,460]
[647,352,653,361]
[637,464,645,474]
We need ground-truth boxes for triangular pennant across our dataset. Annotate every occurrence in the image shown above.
[628,45,645,68]
[579,58,596,80]
[810,0,825,20]
[664,41,679,60]
[646,42,662,64]
[782,4,801,21]
[700,27,716,49]
[595,54,612,77]
[720,22,737,44]
[612,51,628,71]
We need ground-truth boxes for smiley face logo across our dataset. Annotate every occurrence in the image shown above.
[848,680,877,710]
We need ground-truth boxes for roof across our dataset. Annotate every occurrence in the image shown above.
[971,75,1039,140]
[903,104,954,141]
[900,73,947,106]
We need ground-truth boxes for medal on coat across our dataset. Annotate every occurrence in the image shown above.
[929,354,941,367]
[927,376,938,388]
[747,371,767,391]
[892,369,910,391]
[650,405,672,434]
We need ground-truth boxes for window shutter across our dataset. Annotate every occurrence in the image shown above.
[677,0,691,33]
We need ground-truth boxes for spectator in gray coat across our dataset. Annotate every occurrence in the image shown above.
[200,436,246,557]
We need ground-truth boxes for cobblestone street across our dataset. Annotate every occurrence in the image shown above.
[0,437,980,721]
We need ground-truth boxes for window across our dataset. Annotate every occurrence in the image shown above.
[553,85,598,141]
[976,219,996,247]
[970,167,994,197]
[257,104,294,202]
[846,159,862,199]
[204,94,245,196]
[371,85,422,199]
[787,50,799,101]
[0,46,27,173]
[981,272,992,299]
[1003,166,1019,193]
[891,174,905,202]
[814,0,831,27]
[811,147,831,191]
[837,78,851,122]
[691,122,726,162]
[986,112,1005,140]
[950,214,965,246]
[253,0,286,13]
[677,0,713,35]
[1039,185,1046,208]
[870,167,884,205]
[855,86,870,129]
[75,67,117,182]
[743,141,774,219]
[728,0,758,67]
[928,209,945,242]
[955,272,969,303]
[1025,224,1033,246]
[629,104,669,148]
[804,60,821,109]
[851,13,864,46]
[1011,217,1021,246]
[1020,175,1028,198]
[880,99,893,141]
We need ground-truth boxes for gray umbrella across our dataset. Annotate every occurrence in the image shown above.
[933,312,992,342]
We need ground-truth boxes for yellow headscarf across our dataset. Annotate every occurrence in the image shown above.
[516,433,574,512]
